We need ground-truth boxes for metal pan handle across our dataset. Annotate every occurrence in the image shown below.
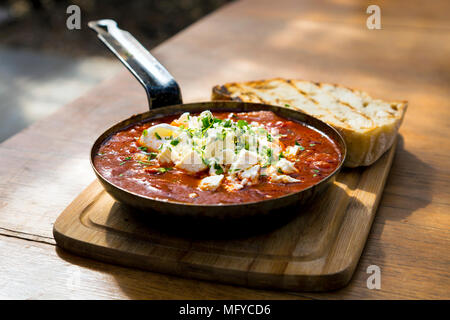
[88,19,182,109]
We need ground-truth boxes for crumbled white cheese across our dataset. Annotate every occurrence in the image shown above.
[175,150,207,173]
[270,174,300,183]
[139,111,305,190]
[199,174,224,191]
[275,158,298,174]
[239,165,260,186]
[230,150,259,172]
[157,144,172,164]
[224,176,244,192]
[285,145,301,158]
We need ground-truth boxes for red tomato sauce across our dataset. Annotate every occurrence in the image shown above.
[94,111,342,204]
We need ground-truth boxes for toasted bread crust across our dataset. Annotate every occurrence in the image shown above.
[212,78,407,167]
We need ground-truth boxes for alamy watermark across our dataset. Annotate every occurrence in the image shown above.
[66,4,382,31]
[366,265,381,289]
[66,5,81,30]
[366,5,382,30]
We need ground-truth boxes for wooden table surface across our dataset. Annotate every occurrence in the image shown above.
[0,0,449,299]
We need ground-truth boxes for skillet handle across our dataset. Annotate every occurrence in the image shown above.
[88,19,182,109]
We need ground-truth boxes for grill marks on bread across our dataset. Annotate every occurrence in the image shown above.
[212,78,407,167]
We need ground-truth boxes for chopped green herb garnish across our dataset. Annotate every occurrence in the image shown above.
[119,156,132,165]
[295,141,306,151]
[237,120,248,129]
[218,131,226,140]
[137,160,153,166]
[142,129,148,136]
[119,173,124,177]
[223,120,232,128]
[138,146,148,152]
[201,116,214,130]
[310,143,315,147]
[278,168,283,174]
[148,152,157,160]
[279,152,285,159]
[170,138,180,146]
[313,173,318,177]
[214,162,224,174]
[284,103,291,108]
[158,167,172,173]
[154,132,162,140]
[267,134,273,142]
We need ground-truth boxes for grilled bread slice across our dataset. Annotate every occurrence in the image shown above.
[212,78,407,167]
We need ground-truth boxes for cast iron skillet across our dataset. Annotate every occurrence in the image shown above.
[88,19,347,220]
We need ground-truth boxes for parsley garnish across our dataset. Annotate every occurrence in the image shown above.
[137,160,153,166]
[170,138,180,146]
[154,132,162,140]
[119,157,132,165]
[237,120,248,129]
[202,117,211,129]
[295,141,305,150]
[214,162,224,174]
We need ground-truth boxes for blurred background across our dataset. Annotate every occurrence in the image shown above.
[0,0,233,142]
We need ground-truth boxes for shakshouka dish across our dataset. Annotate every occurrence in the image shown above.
[94,110,342,204]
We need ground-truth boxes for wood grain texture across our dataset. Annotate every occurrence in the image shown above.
[0,236,302,300]
[0,0,449,299]
[53,143,396,292]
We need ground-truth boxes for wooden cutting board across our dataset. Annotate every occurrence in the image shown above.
[53,141,396,292]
